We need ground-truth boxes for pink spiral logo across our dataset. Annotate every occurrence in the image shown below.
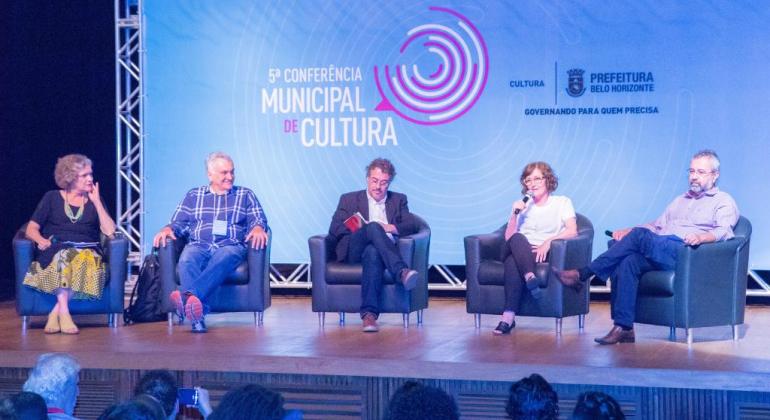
[374,6,489,126]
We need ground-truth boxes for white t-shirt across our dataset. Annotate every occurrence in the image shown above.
[516,195,576,246]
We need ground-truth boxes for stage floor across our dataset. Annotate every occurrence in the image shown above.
[2,297,770,393]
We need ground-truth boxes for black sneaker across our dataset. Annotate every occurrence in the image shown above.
[191,319,208,333]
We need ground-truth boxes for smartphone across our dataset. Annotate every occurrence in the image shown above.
[178,388,198,406]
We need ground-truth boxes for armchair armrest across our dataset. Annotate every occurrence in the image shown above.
[309,234,330,312]
[674,237,749,326]
[157,239,180,279]
[548,231,593,271]
[104,233,128,261]
[12,234,34,288]
[309,234,329,279]
[247,242,270,278]
[309,235,329,264]
[157,238,183,311]
[247,230,272,307]
[464,226,504,271]
[104,234,128,312]
[398,226,430,284]
[464,232,502,292]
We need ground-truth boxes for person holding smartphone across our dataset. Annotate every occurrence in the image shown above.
[134,370,212,419]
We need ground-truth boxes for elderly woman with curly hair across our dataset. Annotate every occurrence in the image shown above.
[23,154,116,334]
[494,162,578,335]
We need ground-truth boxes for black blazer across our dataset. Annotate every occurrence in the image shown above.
[326,190,417,262]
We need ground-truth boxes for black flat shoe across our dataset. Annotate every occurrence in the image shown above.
[493,321,515,335]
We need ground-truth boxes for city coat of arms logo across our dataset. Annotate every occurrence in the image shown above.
[566,68,586,97]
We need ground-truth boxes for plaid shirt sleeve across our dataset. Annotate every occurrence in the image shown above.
[167,188,200,236]
[242,188,268,232]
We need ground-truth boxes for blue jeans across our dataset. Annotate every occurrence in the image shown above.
[346,222,407,318]
[177,243,247,308]
[589,228,681,328]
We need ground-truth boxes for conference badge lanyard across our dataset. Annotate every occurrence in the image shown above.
[212,193,230,237]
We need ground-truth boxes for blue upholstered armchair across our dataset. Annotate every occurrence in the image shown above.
[308,214,430,327]
[157,231,272,326]
[12,227,129,332]
[631,216,752,344]
[464,213,594,333]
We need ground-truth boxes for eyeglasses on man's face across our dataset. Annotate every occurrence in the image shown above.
[367,177,391,187]
[687,169,715,177]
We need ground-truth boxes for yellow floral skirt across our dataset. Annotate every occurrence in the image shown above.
[23,248,106,300]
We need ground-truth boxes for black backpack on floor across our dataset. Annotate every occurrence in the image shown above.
[124,249,166,324]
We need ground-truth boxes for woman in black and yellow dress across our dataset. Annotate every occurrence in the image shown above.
[23,154,116,334]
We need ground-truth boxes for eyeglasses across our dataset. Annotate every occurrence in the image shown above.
[368,177,391,187]
[687,169,715,176]
[524,176,545,185]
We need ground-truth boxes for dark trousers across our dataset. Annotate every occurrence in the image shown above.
[589,227,681,328]
[501,233,540,312]
[345,223,408,317]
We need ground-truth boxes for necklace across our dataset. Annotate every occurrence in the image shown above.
[64,193,84,223]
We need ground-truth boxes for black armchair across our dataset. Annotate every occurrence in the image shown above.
[309,214,430,327]
[12,227,129,332]
[157,232,271,326]
[631,216,751,344]
[464,213,594,333]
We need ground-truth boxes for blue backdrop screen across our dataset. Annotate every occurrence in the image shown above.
[144,1,769,267]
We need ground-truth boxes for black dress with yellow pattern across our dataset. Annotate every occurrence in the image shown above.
[23,190,106,299]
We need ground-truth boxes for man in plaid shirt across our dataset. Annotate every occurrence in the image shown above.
[153,152,269,333]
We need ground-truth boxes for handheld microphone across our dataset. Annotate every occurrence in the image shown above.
[513,192,533,215]
[604,230,613,237]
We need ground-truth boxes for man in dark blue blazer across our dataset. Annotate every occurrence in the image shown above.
[326,158,419,332]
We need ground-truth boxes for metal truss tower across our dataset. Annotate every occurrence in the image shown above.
[115,0,143,261]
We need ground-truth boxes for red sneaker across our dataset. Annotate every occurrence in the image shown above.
[184,294,204,323]
[169,290,185,322]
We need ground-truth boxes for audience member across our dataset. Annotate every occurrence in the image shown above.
[22,353,81,419]
[383,381,459,420]
[208,384,285,420]
[97,399,164,420]
[9,391,47,420]
[0,398,16,420]
[571,391,625,420]
[133,370,213,419]
[506,374,558,420]
[133,370,179,419]
[132,394,167,420]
